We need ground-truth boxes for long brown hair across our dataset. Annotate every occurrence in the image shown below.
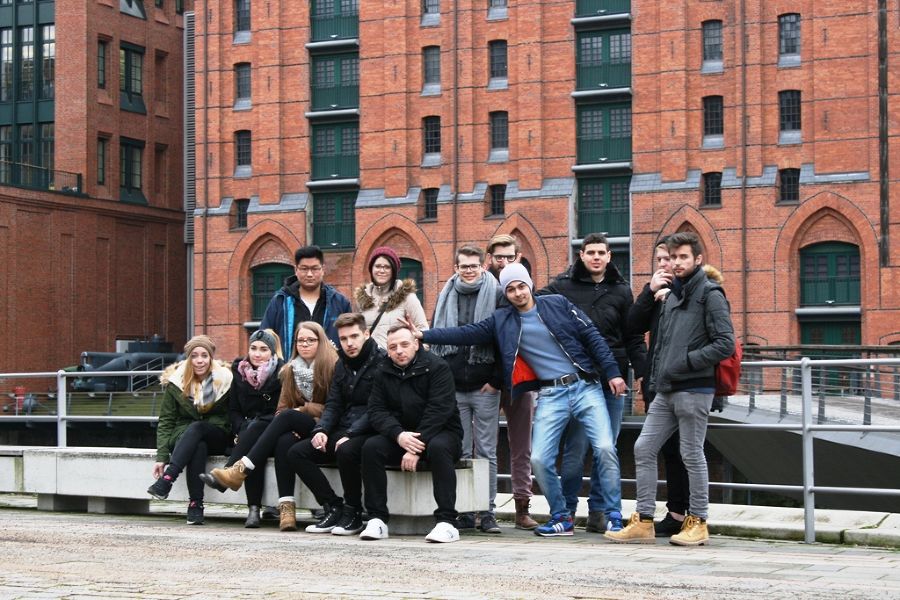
[278,321,337,410]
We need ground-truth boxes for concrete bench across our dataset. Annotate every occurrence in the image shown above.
[3,446,489,534]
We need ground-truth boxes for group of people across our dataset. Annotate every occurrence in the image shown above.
[146,231,735,547]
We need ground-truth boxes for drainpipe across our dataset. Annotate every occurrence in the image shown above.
[878,0,889,266]
[451,0,460,260]
[739,0,748,342]
[200,0,210,333]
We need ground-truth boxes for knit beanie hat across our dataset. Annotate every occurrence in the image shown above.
[368,246,401,278]
[184,335,216,358]
[498,262,533,291]
[248,329,278,355]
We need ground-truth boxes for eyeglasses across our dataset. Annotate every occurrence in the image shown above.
[296,338,319,346]
[456,264,481,271]
[297,266,322,274]
[492,254,516,262]
[372,265,393,271]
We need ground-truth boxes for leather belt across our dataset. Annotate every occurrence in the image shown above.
[538,371,598,388]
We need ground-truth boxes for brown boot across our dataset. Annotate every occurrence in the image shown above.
[514,498,538,530]
[209,461,248,491]
[279,500,297,532]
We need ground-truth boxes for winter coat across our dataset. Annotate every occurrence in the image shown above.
[155,359,232,463]
[228,357,284,435]
[259,276,352,354]
[313,340,386,438]
[650,266,735,393]
[354,278,429,348]
[368,348,463,445]
[539,259,647,379]
[422,294,622,399]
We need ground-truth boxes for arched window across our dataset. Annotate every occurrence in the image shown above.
[800,242,859,306]
[251,263,293,321]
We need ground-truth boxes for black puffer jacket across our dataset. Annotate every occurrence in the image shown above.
[229,358,284,435]
[368,348,462,445]
[313,339,385,438]
[539,260,647,380]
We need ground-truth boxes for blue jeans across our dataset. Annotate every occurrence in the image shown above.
[530,379,621,519]
[560,388,623,514]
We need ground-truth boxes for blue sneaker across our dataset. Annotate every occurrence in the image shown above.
[606,511,624,533]
[534,513,574,537]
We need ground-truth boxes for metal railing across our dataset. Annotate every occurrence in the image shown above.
[2,357,900,543]
[0,160,83,195]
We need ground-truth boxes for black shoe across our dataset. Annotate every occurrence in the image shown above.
[147,476,173,500]
[305,503,343,533]
[261,505,279,520]
[585,511,608,533]
[331,506,364,536]
[245,505,261,528]
[479,514,501,534]
[187,500,204,525]
[655,513,685,537]
[199,472,227,493]
[455,513,477,530]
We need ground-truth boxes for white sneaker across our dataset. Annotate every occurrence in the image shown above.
[359,517,389,540]
[425,521,460,543]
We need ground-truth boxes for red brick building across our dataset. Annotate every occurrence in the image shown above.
[0,0,188,373]
[630,1,900,347]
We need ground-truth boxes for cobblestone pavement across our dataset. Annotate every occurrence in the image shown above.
[0,507,898,599]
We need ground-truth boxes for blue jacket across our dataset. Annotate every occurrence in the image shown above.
[422,294,622,398]
[259,276,351,355]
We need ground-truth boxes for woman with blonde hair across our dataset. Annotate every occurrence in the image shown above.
[147,335,233,525]
[201,321,337,531]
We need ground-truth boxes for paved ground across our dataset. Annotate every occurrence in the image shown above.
[0,505,898,599]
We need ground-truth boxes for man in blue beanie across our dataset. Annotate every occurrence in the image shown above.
[408,262,627,537]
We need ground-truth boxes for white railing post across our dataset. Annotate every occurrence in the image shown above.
[56,370,67,448]
[800,357,815,543]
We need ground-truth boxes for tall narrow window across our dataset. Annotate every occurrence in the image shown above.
[0,125,11,183]
[489,184,506,216]
[234,198,249,229]
[702,172,722,206]
[97,40,107,89]
[40,123,53,173]
[120,44,145,112]
[18,26,34,101]
[0,29,12,101]
[97,138,108,185]
[489,40,507,80]
[422,0,439,26]
[489,111,508,156]
[422,46,440,90]
[423,116,441,155]
[235,0,251,33]
[234,130,251,175]
[19,125,33,167]
[778,168,800,203]
[702,95,724,147]
[234,62,251,106]
[779,13,800,57]
[120,138,145,201]
[421,187,438,220]
[40,25,54,99]
[702,20,722,68]
[779,90,801,143]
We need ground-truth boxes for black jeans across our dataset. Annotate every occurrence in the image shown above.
[166,421,229,501]
[286,430,371,509]
[646,391,690,515]
[243,410,316,498]
[228,418,273,506]
[361,430,462,524]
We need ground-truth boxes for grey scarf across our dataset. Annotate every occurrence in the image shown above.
[290,357,315,402]
[430,273,497,364]
[192,374,217,413]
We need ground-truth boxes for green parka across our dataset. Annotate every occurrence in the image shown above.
[155,359,233,463]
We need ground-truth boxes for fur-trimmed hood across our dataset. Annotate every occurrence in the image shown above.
[703,264,724,285]
[355,278,418,312]
[160,358,233,403]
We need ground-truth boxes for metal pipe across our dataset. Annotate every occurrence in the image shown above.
[57,370,66,448]
[800,357,816,543]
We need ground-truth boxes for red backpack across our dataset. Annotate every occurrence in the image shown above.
[702,282,742,396]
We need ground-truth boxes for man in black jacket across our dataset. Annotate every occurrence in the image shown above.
[360,324,464,543]
[539,233,647,533]
[286,313,384,536]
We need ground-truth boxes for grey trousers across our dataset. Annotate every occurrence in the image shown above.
[634,391,714,519]
[457,389,501,515]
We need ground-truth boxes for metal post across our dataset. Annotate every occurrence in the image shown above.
[800,358,816,543]
[56,370,67,448]
[780,367,788,418]
[863,367,872,426]
[817,367,826,424]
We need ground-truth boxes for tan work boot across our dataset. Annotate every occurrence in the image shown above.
[279,500,297,532]
[669,514,709,546]
[209,461,248,491]
[514,498,538,530]
[604,512,655,543]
